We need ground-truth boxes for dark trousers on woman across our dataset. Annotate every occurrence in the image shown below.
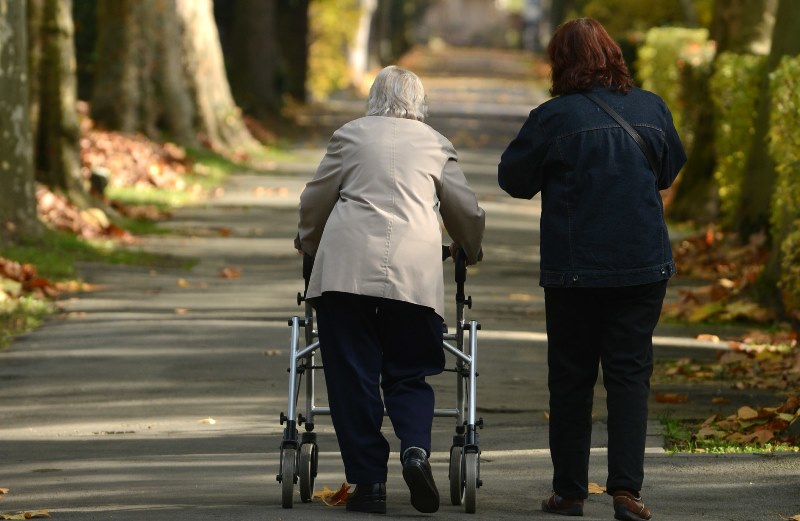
[543,280,668,499]
[315,291,445,485]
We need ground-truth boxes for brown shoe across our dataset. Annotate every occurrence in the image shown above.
[613,490,652,520]
[541,493,584,516]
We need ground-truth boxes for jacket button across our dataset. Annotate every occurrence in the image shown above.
[572,275,579,282]
[661,269,666,275]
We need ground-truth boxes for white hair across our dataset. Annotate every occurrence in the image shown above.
[366,66,428,122]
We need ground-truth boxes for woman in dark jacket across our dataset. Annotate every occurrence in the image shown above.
[498,18,686,521]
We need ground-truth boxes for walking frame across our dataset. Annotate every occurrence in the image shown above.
[277,248,484,513]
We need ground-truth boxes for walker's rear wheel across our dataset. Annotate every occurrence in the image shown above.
[449,446,464,505]
[299,443,317,503]
[464,451,478,513]
[281,448,297,508]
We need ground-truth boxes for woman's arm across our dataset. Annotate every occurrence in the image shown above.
[439,158,485,265]
[498,112,548,199]
[296,133,343,256]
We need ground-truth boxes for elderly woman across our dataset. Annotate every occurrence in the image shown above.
[498,19,685,521]
[295,65,485,515]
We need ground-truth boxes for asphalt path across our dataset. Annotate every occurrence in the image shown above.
[2,55,799,520]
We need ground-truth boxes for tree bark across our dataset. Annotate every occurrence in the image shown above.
[0,0,40,241]
[736,0,800,238]
[92,0,258,154]
[224,0,281,122]
[32,0,85,202]
[92,0,195,146]
[174,0,260,153]
[276,0,309,103]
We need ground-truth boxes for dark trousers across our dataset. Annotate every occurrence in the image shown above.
[315,291,445,484]
[544,280,667,499]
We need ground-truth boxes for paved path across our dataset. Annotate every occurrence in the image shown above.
[2,49,799,520]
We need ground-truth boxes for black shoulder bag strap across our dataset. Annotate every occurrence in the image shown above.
[582,92,660,178]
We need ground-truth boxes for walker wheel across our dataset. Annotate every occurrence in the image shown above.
[281,448,297,508]
[449,446,464,505]
[299,442,318,503]
[464,451,479,513]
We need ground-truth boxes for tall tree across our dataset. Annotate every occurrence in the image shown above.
[0,0,40,241]
[92,0,260,154]
[736,0,800,238]
[92,0,196,146]
[28,0,86,203]
[276,0,309,103]
[668,0,776,222]
[215,0,281,123]
[349,0,376,91]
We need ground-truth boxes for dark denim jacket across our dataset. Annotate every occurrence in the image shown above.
[498,86,687,288]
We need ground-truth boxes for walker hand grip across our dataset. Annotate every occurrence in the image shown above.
[442,245,452,261]
[302,254,314,297]
[455,248,467,284]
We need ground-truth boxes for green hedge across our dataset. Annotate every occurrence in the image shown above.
[636,27,713,145]
[768,55,800,318]
[709,52,767,227]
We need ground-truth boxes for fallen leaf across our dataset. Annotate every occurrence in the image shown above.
[587,482,605,494]
[655,393,689,404]
[174,308,189,315]
[737,406,759,420]
[219,267,241,279]
[314,483,351,506]
[177,278,190,287]
[198,417,216,425]
[696,334,720,343]
[711,397,731,405]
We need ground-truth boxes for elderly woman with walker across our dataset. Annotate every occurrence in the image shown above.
[295,65,485,515]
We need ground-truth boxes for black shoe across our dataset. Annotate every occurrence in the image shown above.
[402,448,439,513]
[346,483,386,514]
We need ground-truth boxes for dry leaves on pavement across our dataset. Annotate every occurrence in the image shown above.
[0,512,50,520]
[693,395,800,448]
[664,228,774,324]
[656,339,800,395]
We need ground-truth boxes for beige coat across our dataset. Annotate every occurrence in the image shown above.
[296,116,485,318]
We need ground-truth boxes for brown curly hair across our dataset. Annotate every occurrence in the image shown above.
[547,18,633,96]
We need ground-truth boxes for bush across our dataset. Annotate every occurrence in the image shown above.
[709,52,767,227]
[768,55,800,319]
[636,27,713,146]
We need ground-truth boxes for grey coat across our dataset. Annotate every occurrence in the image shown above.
[296,116,485,318]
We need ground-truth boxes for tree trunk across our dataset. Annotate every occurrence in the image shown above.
[224,0,282,123]
[174,0,260,154]
[349,0,376,91]
[276,0,309,103]
[712,0,777,55]
[736,0,800,238]
[669,0,777,223]
[92,0,258,154]
[0,0,40,241]
[92,0,195,146]
[31,0,85,203]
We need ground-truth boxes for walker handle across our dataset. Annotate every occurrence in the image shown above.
[302,253,314,294]
[454,248,467,284]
